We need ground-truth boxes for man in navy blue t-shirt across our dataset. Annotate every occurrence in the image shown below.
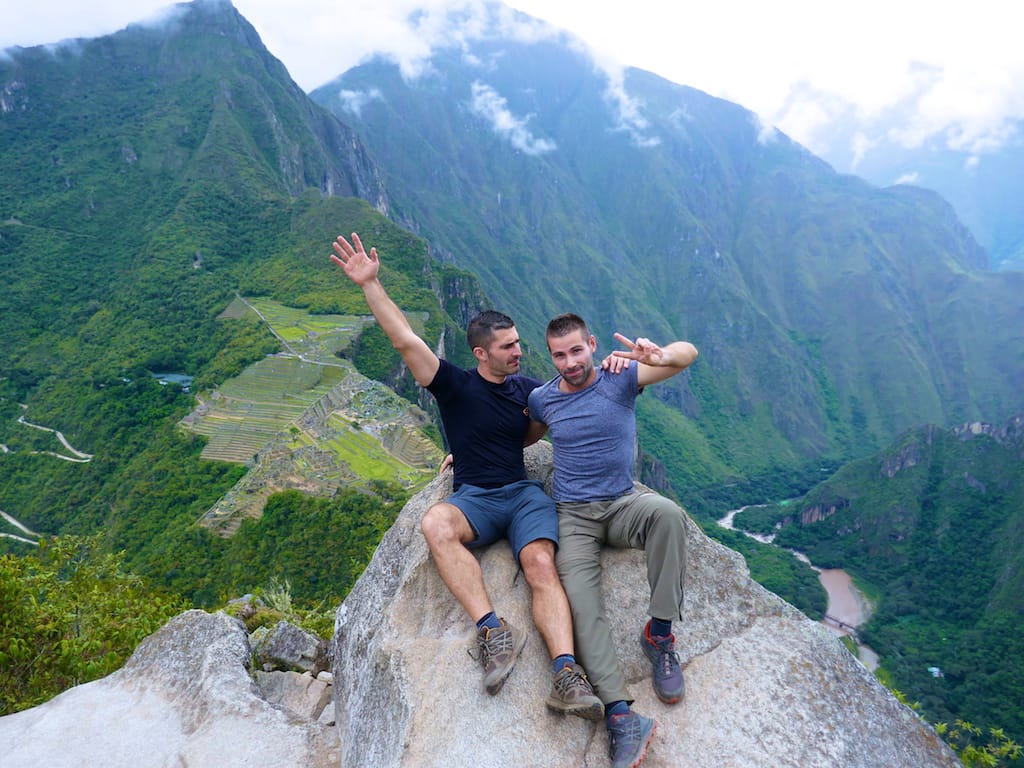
[331,233,601,720]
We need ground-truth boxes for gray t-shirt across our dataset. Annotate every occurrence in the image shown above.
[528,366,639,502]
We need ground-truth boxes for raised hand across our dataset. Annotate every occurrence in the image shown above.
[611,333,666,366]
[330,232,379,286]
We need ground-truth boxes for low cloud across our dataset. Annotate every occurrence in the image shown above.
[600,66,660,148]
[752,114,779,146]
[335,88,384,116]
[335,0,563,84]
[469,81,556,155]
[850,132,876,170]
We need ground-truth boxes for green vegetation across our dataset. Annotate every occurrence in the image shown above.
[204,487,406,607]
[884,687,1022,767]
[769,422,1024,744]
[0,7,460,649]
[224,576,335,640]
[0,535,190,714]
[732,500,798,536]
[938,720,1022,767]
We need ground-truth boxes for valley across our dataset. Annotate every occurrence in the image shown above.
[717,504,879,671]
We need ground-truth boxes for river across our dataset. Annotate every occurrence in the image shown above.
[718,505,879,671]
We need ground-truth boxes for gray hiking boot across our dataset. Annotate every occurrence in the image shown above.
[475,618,527,695]
[545,663,604,720]
[641,620,684,704]
[607,710,657,768]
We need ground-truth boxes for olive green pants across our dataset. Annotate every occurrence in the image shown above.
[555,491,687,705]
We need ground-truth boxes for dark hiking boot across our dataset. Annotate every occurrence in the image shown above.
[475,618,527,695]
[545,663,604,720]
[607,711,657,768]
[641,621,684,704]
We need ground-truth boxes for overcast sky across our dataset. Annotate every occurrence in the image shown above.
[2,0,1022,174]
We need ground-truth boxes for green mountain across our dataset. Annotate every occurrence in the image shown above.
[0,0,488,605]
[745,415,1024,740]
[820,116,1024,272]
[311,16,1024,493]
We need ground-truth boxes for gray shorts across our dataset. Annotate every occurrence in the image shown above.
[448,479,558,562]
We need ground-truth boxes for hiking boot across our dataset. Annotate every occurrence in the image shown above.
[545,663,604,721]
[641,621,684,704]
[607,711,657,768]
[475,618,527,695]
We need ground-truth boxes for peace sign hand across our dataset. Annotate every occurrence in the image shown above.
[611,333,666,366]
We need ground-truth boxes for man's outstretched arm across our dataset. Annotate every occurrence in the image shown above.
[331,232,440,387]
[611,333,698,388]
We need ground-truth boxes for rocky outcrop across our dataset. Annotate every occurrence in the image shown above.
[0,443,961,768]
[954,414,1024,456]
[799,499,850,525]
[0,611,339,768]
[332,441,959,767]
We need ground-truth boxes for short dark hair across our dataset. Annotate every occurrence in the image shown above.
[467,310,515,350]
[545,313,590,341]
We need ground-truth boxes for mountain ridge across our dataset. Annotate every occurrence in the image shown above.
[311,31,1024,485]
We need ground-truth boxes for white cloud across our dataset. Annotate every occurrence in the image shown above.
[335,88,384,116]
[598,64,659,147]
[469,81,556,155]
[894,171,919,186]
[850,132,876,171]
[752,114,779,146]
[4,0,1024,171]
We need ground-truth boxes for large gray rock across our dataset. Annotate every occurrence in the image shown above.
[253,620,329,674]
[0,610,338,768]
[331,441,959,767]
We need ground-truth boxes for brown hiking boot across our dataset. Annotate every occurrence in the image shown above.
[545,663,604,720]
[475,618,527,695]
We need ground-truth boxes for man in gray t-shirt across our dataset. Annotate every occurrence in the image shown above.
[528,312,698,768]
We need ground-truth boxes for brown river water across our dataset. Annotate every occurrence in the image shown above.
[718,506,879,671]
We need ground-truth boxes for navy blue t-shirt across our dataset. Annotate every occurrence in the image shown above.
[426,359,540,489]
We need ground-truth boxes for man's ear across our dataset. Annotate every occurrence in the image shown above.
[472,346,487,363]
[589,335,598,352]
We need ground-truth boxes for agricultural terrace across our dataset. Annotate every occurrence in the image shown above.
[294,412,434,487]
[186,356,347,463]
[187,297,441,481]
[222,296,370,360]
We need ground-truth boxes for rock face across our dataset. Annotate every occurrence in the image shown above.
[331,441,960,768]
[0,611,339,768]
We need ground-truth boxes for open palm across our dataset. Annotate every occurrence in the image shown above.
[331,232,379,286]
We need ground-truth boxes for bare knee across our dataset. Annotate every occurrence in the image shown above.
[421,503,470,549]
[519,539,559,587]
